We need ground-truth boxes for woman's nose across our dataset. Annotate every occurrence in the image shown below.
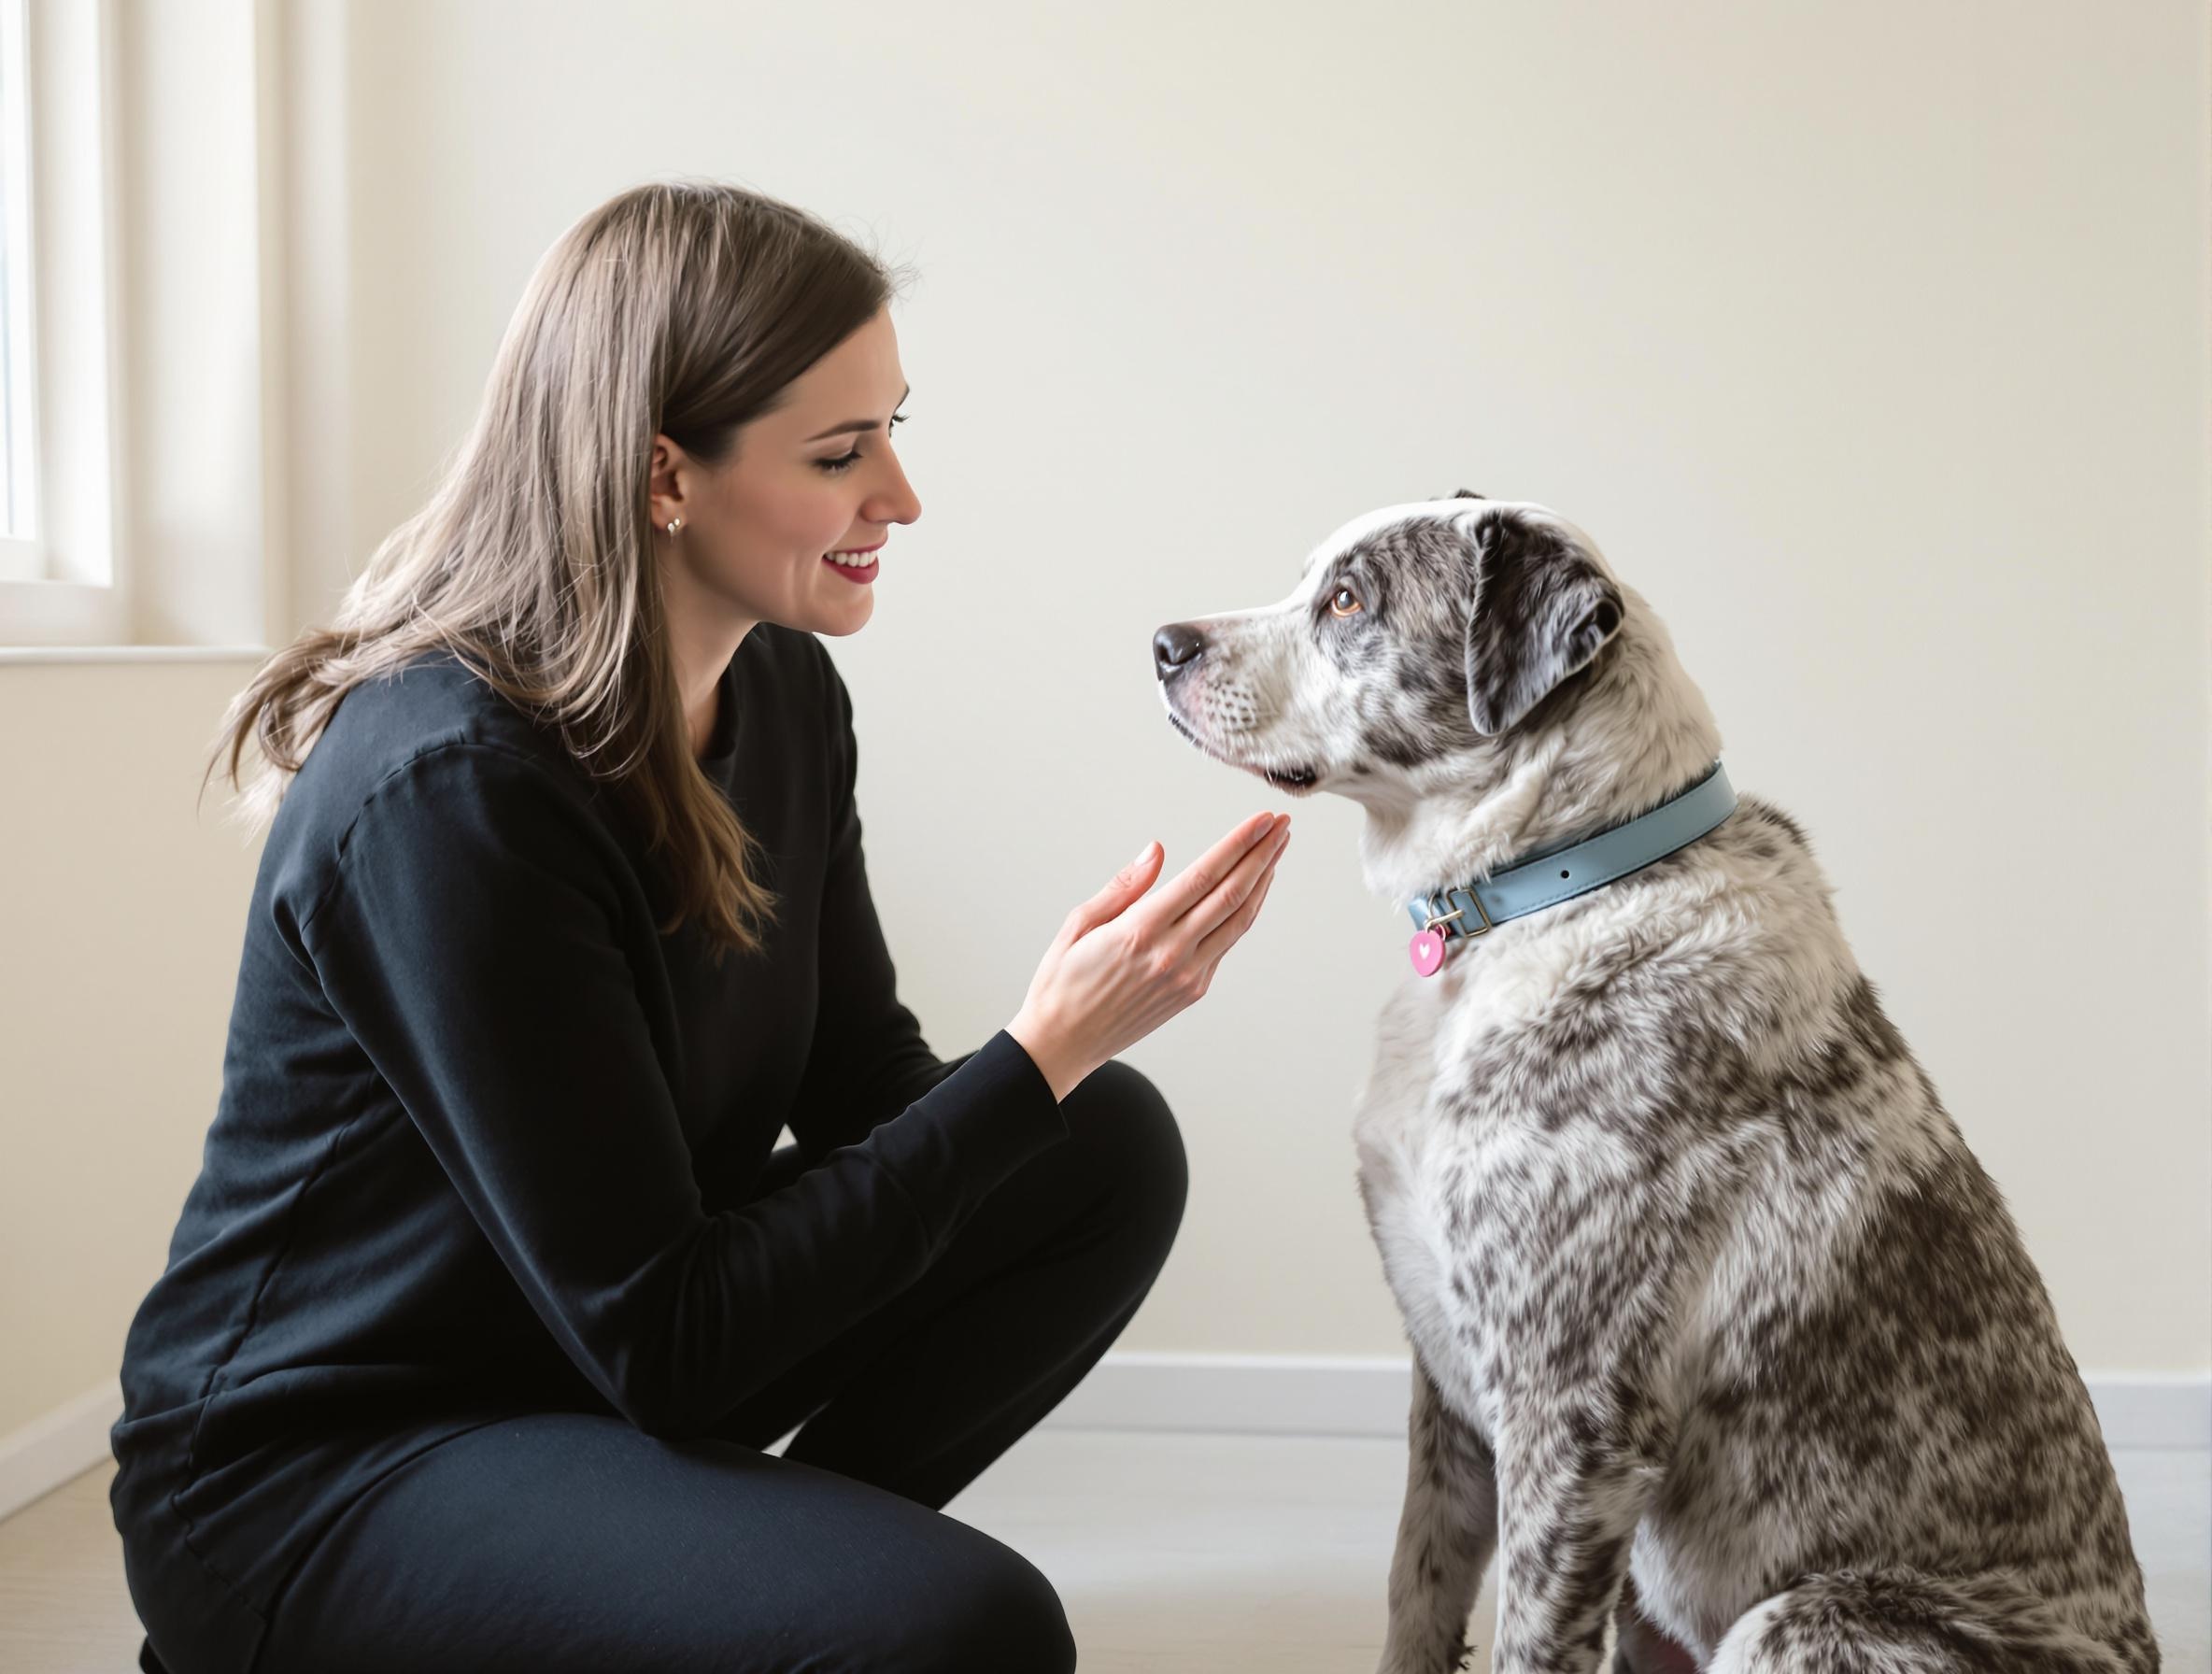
[872,454,922,526]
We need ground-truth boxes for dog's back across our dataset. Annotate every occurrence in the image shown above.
[1575,795,2160,1670]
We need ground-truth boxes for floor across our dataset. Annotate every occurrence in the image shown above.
[2,1434,2203,1671]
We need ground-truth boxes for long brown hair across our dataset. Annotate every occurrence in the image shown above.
[203,179,910,961]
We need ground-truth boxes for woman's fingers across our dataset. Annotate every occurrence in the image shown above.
[1061,840,1166,944]
[1174,817,1289,956]
[1193,842,1281,968]
[1137,811,1282,931]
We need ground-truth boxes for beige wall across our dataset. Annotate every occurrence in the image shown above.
[0,660,267,1428]
[3,0,2207,1440]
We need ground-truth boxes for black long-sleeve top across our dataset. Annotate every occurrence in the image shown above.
[110,626,1067,1624]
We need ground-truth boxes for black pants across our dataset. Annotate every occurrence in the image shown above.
[142,1056,1185,1674]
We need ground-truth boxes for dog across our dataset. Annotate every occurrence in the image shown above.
[1152,495,2158,1673]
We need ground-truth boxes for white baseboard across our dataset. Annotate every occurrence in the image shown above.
[1042,1352,1417,1437]
[1036,1353,2212,1453]
[2075,1371,2212,1452]
[0,1379,121,1522]
[4,1359,2203,1525]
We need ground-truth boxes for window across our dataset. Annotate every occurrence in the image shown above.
[0,0,126,646]
[0,0,40,583]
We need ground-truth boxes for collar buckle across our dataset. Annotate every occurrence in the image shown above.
[1422,891,1493,940]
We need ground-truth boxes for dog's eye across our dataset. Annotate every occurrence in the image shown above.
[1328,584,1364,618]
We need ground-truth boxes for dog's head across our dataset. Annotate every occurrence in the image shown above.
[1153,493,1630,806]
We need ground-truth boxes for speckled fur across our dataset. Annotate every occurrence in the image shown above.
[1154,497,2157,1674]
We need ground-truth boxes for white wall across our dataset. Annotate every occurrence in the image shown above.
[3,0,2205,1441]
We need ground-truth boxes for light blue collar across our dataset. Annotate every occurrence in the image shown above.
[1405,761,1737,975]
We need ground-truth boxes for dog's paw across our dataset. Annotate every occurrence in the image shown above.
[1372,1638,1477,1674]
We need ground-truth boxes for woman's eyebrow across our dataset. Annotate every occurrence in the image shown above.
[804,385,912,442]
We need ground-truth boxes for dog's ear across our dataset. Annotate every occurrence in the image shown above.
[1450,488,1485,500]
[1462,509,1624,736]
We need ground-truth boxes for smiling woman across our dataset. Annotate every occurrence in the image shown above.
[649,306,921,758]
[199,181,924,960]
[107,177,1285,1674]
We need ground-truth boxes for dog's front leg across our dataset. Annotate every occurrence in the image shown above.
[1376,1352,1498,1674]
[1487,1399,1662,1674]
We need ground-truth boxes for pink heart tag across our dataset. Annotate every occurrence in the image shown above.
[1409,928,1446,978]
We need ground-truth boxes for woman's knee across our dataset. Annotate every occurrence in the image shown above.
[1060,1058,1188,1247]
[903,1527,1076,1673]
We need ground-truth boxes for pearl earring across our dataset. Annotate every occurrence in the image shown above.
[665,517,682,537]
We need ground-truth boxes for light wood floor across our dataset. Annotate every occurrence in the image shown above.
[3,1433,2203,1671]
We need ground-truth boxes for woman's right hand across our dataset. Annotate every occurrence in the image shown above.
[1006,810,1292,1101]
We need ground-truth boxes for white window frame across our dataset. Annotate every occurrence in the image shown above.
[0,0,294,660]
[0,0,40,581]
[0,0,127,646]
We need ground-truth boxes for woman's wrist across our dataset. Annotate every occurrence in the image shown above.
[1004,1008,1082,1104]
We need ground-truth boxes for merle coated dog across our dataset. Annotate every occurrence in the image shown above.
[1152,495,2156,1673]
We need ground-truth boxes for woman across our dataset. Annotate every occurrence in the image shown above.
[110,179,1291,1673]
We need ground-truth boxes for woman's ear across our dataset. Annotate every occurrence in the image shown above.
[1461,508,1624,737]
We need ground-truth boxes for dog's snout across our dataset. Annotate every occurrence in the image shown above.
[1153,623,1207,679]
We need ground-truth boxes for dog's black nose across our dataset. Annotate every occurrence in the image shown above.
[1153,623,1207,678]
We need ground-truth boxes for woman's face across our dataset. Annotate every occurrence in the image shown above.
[650,305,920,645]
